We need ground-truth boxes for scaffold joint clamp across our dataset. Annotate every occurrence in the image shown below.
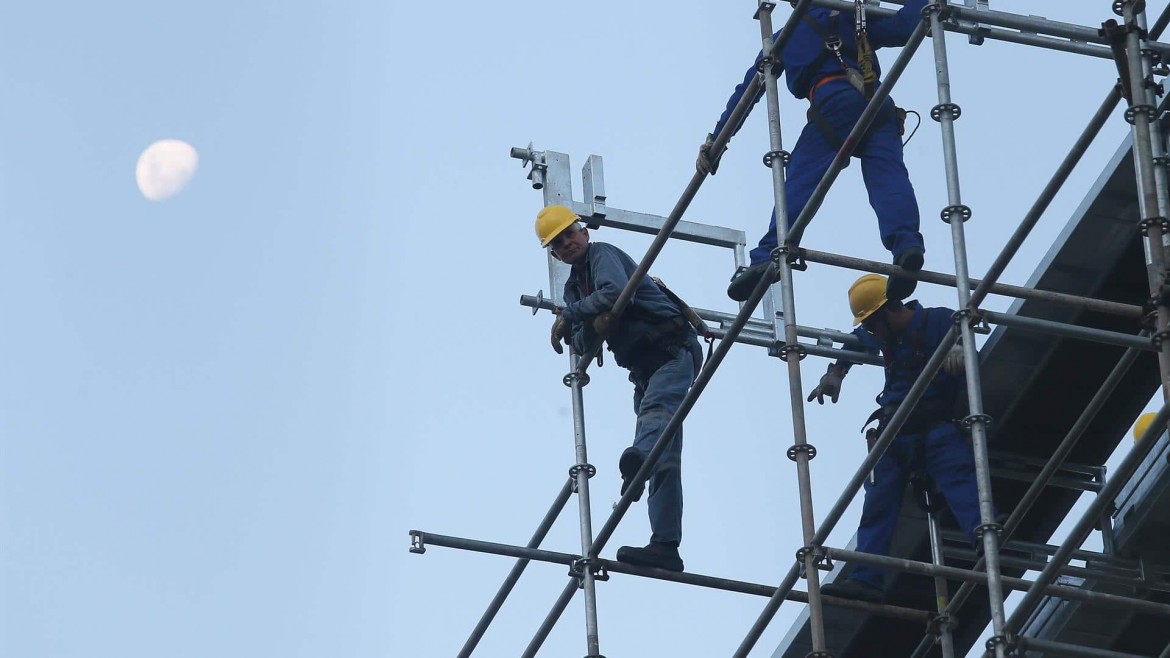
[780,344,807,362]
[563,371,591,388]
[1125,103,1157,124]
[926,613,956,637]
[409,530,426,554]
[985,633,1015,653]
[569,463,596,480]
[1138,216,1170,232]
[787,443,818,461]
[795,545,833,574]
[939,203,972,223]
[570,557,609,582]
[763,149,791,168]
[930,103,962,122]
[962,413,993,430]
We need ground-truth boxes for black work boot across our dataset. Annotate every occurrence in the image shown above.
[618,447,645,502]
[727,262,779,302]
[820,578,884,603]
[615,541,684,572]
[886,246,924,301]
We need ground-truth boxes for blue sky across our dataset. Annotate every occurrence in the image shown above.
[0,2,1159,657]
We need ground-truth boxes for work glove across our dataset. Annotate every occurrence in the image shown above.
[550,315,570,354]
[695,134,724,176]
[592,311,618,339]
[942,345,966,375]
[807,364,844,405]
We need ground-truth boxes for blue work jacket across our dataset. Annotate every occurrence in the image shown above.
[562,242,684,369]
[839,301,961,409]
[710,0,927,140]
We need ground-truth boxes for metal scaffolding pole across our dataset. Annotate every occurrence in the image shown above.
[1016,637,1155,658]
[563,350,602,657]
[926,4,1009,656]
[923,490,956,658]
[820,546,1170,617]
[1120,0,1170,401]
[1000,404,1170,647]
[409,530,935,624]
[801,247,1145,320]
[909,340,1148,658]
[457,478,575,657]
[755,1,830,650]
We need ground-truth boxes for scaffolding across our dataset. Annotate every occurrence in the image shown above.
[409,1,1170,656]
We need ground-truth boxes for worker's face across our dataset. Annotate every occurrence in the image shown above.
[861,310,890,342]
[549,225,589,266]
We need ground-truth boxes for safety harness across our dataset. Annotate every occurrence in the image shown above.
[799,2,905,150]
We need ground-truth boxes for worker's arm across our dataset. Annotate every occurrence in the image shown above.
[560,245,628,323]
[709,52,769,147]
[866,0,928,49]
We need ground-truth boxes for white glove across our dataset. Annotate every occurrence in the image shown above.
[807,364,844,404]
[942,345,966,375]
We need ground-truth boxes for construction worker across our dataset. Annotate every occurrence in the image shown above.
[701,0,927,303]
[536,205,704,572]
[807,274,990,602]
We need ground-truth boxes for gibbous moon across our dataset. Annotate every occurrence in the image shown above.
[136,139,199,201]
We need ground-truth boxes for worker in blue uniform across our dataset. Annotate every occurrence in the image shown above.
[807,274,993,602]
[701,0,928,303]
[536,205,704,572]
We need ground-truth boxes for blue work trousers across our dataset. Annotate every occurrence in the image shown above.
[850,420,986,591]
[749,80,924,266]
[629,337,703,545]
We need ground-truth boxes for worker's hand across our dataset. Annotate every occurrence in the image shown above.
[807,365,844,404]
[942,345,966,375]
[592,311,618,339]
[696,134,724,176]
[550,316,570,354]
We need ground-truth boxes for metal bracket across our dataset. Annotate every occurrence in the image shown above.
[926,613,956,637]
[763,149,791,168]
[510,142,548,190]
[409,530,426,554]
[780,344,807,362]
[962,413,993,430]
[569,463,597,481]
[796,545,834,575]
[569,557,610,582]
[930,102,962,122]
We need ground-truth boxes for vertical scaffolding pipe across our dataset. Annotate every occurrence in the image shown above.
[562,349,603,657]
[923,489,956,658]
[1135,9,1170,223]
[925,3,1009,656]
[1123,0,1170,401]
[1001,404,1170,641]
[458,478,575,657]
[755,1,829,651]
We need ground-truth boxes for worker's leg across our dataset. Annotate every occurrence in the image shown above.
[923,421,987,542]
[851,433,914,590]
[857,101,924,262]
[748,120,837,265]
[630,341,699,545]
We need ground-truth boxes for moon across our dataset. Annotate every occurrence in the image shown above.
[136,139,198,201]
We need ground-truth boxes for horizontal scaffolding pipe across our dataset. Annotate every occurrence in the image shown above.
[1017,636,1154,658]
[822,546,1170,618]
[569,0,819,377]
[813,0,1170,58]
[408,528,932,624]
[798,248,1145,319]
[458,478,575,658]
[981,310,1153,351]
[940,546,1159,593]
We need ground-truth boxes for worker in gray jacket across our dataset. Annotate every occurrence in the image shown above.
[536,205,703,572]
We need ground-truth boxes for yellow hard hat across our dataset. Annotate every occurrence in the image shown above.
[535,205,580,247]
[1134,411,1161,443]
[849,274,888,325]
